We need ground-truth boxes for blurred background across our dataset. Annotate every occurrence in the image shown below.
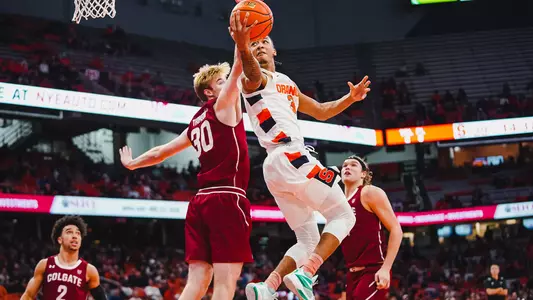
[0,0,533,299]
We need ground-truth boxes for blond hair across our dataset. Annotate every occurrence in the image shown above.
[193,62,231,102]
[346,155,373,186]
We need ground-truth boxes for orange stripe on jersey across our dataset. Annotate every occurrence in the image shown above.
[256,108,272,124]
[306,165,322,179]
[285,152,310,169]
[272,131,288,143]
[284,152,302,162]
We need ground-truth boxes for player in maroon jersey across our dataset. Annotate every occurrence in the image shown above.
[119,47,251,299]
[21,216,106,300]
[340,156,403,300]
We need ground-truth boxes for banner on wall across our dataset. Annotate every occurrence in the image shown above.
[1,194,532,226]
[0,82,383,146]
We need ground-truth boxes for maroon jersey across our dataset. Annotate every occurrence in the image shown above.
[187,99,250,190]
[342,186,387,268]
[42,256,89,300]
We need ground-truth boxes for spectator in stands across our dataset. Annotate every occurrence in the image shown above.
[484,264,508,300]
[38,60,49,75]
[313,79,325,101]
[457,88,468,104]
[502,83,511,98]
[432,90,441,105]
[472,186,485,206]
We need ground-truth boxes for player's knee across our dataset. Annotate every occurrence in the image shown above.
[213,263,242,285]
[212,263,241,298]
[186,261,213,290]
[285,242,311,267]
[323,204,356,242]
[285,223,320,266]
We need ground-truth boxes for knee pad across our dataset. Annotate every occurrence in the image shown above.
[285,222,320,267]
[322,201,356,243]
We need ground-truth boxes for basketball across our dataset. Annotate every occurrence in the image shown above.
[231,0,273,42]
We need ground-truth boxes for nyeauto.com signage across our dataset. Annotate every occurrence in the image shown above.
[0,82,383,146]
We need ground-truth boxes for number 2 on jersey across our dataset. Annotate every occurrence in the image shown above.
[56,285,67,300]
[191,120,214,155]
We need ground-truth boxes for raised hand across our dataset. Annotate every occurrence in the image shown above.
[118,146,134,170]
[347,75,371,102]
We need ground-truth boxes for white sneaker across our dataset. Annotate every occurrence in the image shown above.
[245,282,277,300]
[283,268,317,300]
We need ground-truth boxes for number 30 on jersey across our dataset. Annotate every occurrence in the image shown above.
[190,120,214,155]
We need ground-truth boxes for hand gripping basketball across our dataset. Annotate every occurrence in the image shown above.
[229,11,258,48]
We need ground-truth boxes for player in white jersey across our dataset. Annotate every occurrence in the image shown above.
[229,11,371,300]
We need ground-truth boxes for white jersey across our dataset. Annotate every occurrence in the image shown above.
[239,70,304,151]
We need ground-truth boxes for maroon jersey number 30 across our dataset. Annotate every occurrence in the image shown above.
[42,256,89,300]
[187,99,250,190]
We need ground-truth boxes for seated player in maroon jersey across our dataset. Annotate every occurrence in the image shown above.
[119,47,252,300]
[340,156,403,300]
[21,216,106,300]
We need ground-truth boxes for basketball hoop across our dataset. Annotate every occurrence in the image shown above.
[72,0,116,24]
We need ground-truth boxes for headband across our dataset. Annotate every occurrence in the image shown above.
[346,155,368,171]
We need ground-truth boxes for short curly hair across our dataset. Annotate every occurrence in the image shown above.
[51,216,88,246]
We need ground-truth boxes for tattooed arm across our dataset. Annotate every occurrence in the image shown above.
[239,46,266,93]
[229,10,267,93]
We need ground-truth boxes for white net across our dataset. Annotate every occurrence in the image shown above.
[72,0,116,24]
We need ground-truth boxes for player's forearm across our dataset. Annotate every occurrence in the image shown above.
[21,293,34,300]
[21,282,39,300]
[126,146,165,170]
[226,59,243,101]
[486,288,499,295]
[501,289,508,295]
[381,226,403,271]
[239,47,262,85]
[318,93,355,120]
[21,294,33,300]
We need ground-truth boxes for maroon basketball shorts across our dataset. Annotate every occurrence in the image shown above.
[346,265,388,300]
[185,186,253,264]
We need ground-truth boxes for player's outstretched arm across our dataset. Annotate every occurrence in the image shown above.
[214,46,243,125]
[364,186,402,290]
[87,264,107,300]
[21,259,47,300]
[229,10,267,93]
[298,76,371,121]
[119,130,191,170]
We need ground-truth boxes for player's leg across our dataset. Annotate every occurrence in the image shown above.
[246,192,319,300]
[182,195,214,299]
[181,260,214,299]
[344,271,357,300]
[283,176,355,299]
[212,262,244,300]
[302,184,355,273]
[204,192,253,299]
